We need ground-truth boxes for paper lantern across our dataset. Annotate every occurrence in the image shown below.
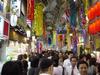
[91,8,95,20]
[94,3,98,16]
[88,23,96,34]
[97,2,100,16]
[88,10,91,20]
[95,20,100,32]
[88,8,95,20]
[98,19,100,32]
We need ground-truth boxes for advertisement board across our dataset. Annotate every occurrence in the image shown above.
[0,16,9,39]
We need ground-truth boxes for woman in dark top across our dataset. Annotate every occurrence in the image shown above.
[1,61,22,75]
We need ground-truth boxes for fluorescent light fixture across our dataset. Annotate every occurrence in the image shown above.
[69,33,73,36]
[26,30,31,37]
[74,0,76,2]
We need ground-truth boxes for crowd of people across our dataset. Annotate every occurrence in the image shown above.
[1,50,100,75]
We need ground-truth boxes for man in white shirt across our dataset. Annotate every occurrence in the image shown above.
[65,55,79,75]
[63,51,73,75]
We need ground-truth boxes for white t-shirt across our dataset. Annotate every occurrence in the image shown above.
[53,66,63,75]
[65,65,79,75]
[63,58,71,75]
[63,58,71,69]
[40,73,51,75]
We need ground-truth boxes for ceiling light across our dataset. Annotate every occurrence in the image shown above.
[74,0,76,1]
[69,33,73,36]
[26,30,31,38]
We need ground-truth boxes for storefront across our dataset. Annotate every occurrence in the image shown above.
[6,28,29,60]
[0,15,9,61]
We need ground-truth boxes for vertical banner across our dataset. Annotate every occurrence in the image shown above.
[4,20,9,39]
[34,3,44,36]
[27,0,34,20]
[0,16,9,39]
[10,14,18,27]
[10,0,21,17]
[53,31,56,46]
[0,16,4,37]
[0,1,3,12]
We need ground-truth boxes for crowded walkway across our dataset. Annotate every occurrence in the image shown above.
[1,50,100,75]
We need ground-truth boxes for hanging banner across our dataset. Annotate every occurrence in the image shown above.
[10,14,18,26]
[26,19,32,28]
[0,16,4,37]
[33,3,44,36]
[10,0,21,17]
[3,20,9,39]
[0,1,3,12]
[27,0,34,20]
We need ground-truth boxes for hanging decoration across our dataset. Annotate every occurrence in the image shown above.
[52,31,56,47]
[47,31,53,46]
[78,0,87,28]
[27,0,34,20]
[88,19,100,34]
[36,40,43,54]
[82,29,87,44]
[10,0,21,17]
[69,0,77,28]
[57,34,65,50]
[33,3,44,36]
[71,31,78,54]
[88,2,100,21]
[88,1,100,35]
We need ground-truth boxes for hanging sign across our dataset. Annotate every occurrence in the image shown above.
[0,16,9,39]
[0,16,4,37]
[10,14,18,26]
[10,0,21,16]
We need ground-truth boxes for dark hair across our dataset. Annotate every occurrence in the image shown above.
[70,55,78,61]
[52,55,59,67]
[40,58,52,71]
[79,54,86,60]
[89,58,96,66]
[96,63,100,73]
[23,54,27,59]
[17,54,23,61]
[77,61,88,69]
[1,61,21,75]
[31,56,40,68]
[68,51,73,55]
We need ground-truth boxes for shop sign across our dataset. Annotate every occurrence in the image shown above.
[0,16,9,39]
[10,14,18,26]
[10,0,21,17]
[4,20,9,39]
[0,16,4,37]
[26,19,32,28]
[0,1,3,12]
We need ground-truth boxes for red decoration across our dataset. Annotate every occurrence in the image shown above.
[94,3,98,16]
[89,23,96,34]
[88,10,91,20]
[97,2,100,16]
[88,19,100,34]
[27,0,34,20]
[4,21,9,37]
[95,20,100,32]
[88,2,100,35]
[88,2,100,20]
